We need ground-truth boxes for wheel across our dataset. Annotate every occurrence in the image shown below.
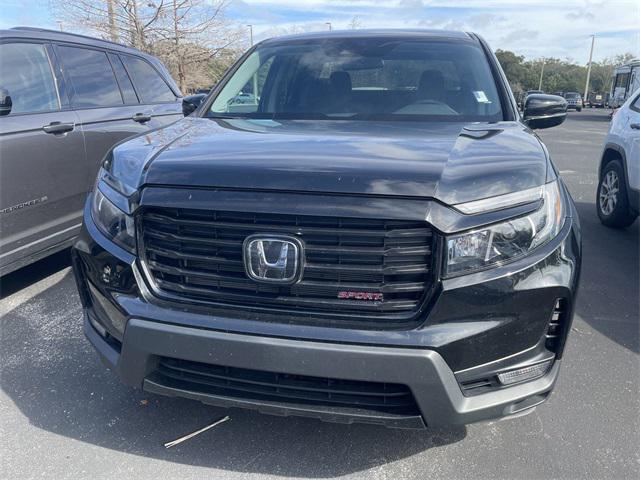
[597,160,637,228]
[577,107,582,112]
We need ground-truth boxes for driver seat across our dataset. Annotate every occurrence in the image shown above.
[417,70,447,103]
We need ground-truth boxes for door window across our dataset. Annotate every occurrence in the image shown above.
[120,55,175,103]
[615,73,630,89]
[108,53,138,104]
[58,46,123,108]
[0,42,59,115]
[631,93,640,113]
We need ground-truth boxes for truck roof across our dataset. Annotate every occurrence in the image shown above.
[614,59,640,72]
[261,29,475,45]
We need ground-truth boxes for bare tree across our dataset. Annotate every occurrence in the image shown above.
[153,0,243,91]
[51,0,166,49]
[347,16,363,30]
[50,0,243,91]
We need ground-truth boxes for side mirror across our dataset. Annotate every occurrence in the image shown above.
[182,93,206,116]
[523,94,567,129]
[0,88,12,116]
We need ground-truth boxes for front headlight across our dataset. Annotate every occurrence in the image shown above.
[91,188,136,253]
[445,181,564,276]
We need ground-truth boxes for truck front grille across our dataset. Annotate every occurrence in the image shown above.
[139,208,435,327]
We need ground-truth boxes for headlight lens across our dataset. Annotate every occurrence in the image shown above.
[445,181,564,276]
[91,188,136,253]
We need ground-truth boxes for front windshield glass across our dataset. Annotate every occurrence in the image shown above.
[207,37,504,122]
[565,93,580,98]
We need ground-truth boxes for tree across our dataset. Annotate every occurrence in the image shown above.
[347,16,363,29]
[495,49,528,92]
[51,0,243,91]
[153,0,243,91]
[51,0,165,50]
[495,49,637,95]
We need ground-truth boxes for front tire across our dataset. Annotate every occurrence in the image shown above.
[577,107,582,112]
[597,160,637,228]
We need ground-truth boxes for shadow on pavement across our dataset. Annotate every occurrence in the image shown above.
[573,201,639,353]
[0,249,72,299]
[0,269,466,477]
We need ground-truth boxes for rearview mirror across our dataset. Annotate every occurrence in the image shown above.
[523,94,567,129]
[0,88,12,116]
[182,93,207,116]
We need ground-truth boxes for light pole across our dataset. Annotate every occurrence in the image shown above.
[247,24,253,46]
[247,25,258,103]
[107,0,119,42]
[325,22,332,31]
[538,58,545,91]
[584,34,595,102]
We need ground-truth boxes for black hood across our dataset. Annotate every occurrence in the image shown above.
[110,117,548,206]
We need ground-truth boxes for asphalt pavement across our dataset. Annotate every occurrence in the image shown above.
[1,108,638,479]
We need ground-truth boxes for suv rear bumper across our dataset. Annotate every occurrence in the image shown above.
[85,313,560,429]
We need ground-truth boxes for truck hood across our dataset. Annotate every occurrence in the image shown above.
[110,117,548,206]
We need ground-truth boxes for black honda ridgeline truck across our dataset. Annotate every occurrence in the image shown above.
[73,30,581,429]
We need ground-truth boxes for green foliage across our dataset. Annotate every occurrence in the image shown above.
[495,49,636,95]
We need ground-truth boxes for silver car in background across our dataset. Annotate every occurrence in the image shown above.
[564,92,583,112]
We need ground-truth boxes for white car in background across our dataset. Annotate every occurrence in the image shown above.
[597,89,640,228]
[609,60,640,109]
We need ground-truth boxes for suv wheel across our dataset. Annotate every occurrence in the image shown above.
[597,160,637,228]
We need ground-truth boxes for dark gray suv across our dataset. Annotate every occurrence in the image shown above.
[0,27,183,275]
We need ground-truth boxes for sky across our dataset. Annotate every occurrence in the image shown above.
[1,0,638,63]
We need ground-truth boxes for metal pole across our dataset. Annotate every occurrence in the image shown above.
[247,24,253,46]
[584,35,595,102]
[538,59,545,91]
[247,25,258,103]
[107,0,119,42]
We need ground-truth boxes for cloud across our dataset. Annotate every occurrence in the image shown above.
[233,0,639,61]
[501,29,539,45]
[1,0,637,62]
[566,11,595,20]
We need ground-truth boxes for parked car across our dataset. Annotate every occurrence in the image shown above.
[588,92,606,108]
[519,89,544,109]
[596,89,639,228]
[73,30,581,429]
[230,92,257,105]
[609,59,640,109]
[0,27,183,276]
[564,92,583,111]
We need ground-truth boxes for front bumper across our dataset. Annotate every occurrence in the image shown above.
[73,190,581,428]
[84,312,561,428]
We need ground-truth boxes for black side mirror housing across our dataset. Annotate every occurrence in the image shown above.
[182,93,207,116]
[0,88,12,116]
[523,94,567,129]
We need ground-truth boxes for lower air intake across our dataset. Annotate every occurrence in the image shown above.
[151,357,421,417]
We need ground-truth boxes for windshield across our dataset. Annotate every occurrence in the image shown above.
[206,37,503,122]
[565,93,580,98]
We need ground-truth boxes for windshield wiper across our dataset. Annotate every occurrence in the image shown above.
[206,114,241,119]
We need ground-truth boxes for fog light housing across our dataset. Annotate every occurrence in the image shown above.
[497,360,552,386]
